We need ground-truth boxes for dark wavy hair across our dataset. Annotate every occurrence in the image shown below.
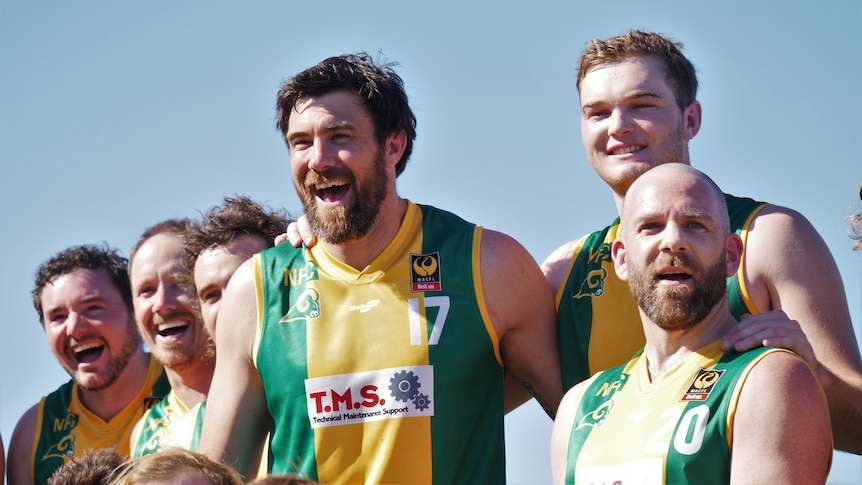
[179,195,292,294]
[275,52,417,177]
[32,243,133,325]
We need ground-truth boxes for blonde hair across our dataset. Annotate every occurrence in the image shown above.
[109,447,243,485]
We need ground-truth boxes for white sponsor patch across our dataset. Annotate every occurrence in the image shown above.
[305,366,434,428]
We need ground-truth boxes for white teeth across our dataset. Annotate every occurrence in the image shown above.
[316,180,345,190]
[612,145,643,155]
[72,342,102,354]
[157,321,188,332]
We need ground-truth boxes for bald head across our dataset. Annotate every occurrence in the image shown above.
[620,163,729,237]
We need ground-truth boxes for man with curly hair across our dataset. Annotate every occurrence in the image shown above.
[8,244,169,485]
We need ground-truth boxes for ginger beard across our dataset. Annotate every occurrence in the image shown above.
[627,252,728,331]
[145,308,214,372]
[298,148,389,244]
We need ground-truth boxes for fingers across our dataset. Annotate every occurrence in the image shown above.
[286,221,304,248]
[297,215,317,248]
[721,311,818,370]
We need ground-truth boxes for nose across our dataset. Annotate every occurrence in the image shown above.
[151,284,177,315]
[659,222,687,253]
[65,312,90,339]
[307,138,336,172]
[608,108,634,138]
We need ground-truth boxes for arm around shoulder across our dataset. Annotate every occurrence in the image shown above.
[745,205,862,452]
[7,403,38,485]
[199,258,269,478]
[730,351,832,484]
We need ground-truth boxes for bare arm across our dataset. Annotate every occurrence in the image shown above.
[504,239,580,413]
[199,258,269,478]
[723,206,862,452]
[540,239,580,298]
[730,351,832,483]
[483,229,562,418]
[7,404,37,485]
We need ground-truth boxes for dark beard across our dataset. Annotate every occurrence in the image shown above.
[300,151,389,244]
[76,318,142,391]
[628,252,728,331]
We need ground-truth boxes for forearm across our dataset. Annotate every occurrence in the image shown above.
[819,364,862,454]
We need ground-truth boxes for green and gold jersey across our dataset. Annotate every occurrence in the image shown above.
[31,356,168,484]
[255,201,505,484]
[130,389,191,457]
[556,194,768,389]
[562,341,788,484]
[165,400,206,452]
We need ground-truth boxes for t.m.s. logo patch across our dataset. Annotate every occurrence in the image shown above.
[411,252,441,292]
[681,367,726,402]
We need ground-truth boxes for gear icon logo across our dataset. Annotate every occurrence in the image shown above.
[389,370,421,402]
[413,393,431,411]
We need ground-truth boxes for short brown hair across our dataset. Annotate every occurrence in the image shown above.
[577,30,698,112]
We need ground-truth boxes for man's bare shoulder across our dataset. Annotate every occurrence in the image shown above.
[541,237,586,295]
[8,403,40,485]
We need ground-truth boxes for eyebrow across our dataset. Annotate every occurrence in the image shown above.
[582,90,664,113]
[286,121,356,145]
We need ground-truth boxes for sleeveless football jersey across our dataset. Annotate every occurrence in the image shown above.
[130,389,190,457]
[562,340,789,484]
[31,356,168,484]
[164,400,270,479]
[556,194,768,389]
[164,400,206,452]
[255,201,505,484]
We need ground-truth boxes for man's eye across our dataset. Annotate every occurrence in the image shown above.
[48,314,67,325]
[290,139,311,150]
[640,222,663,231]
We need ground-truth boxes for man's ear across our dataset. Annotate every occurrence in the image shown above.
[724,233,744,277]
[611,238,628,281]
[683,100,702,141]
[383,130,407,169]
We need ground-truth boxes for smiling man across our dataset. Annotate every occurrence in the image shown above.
[127,219,215,457]
[539,30,862,452]
[200,53,562,483]
[7,244,168,485]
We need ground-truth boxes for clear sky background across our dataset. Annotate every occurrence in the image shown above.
[2,1,860,483]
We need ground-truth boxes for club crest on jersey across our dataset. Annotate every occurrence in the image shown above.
[576,399,614,430]
[574,267,607,299]
[681,367,726,401]
[43,433,76,460]
[410,252,441,292]
[279,287,321,323]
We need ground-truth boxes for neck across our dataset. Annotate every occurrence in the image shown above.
[164,355,215,408]
[77,348,151,422]
[322,196,408,270]
[642,303,736,381]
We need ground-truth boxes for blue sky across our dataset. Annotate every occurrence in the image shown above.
[2,1,860,483]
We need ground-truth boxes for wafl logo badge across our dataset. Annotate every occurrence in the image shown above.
[411,252,441,292]
[681,367,725,401]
